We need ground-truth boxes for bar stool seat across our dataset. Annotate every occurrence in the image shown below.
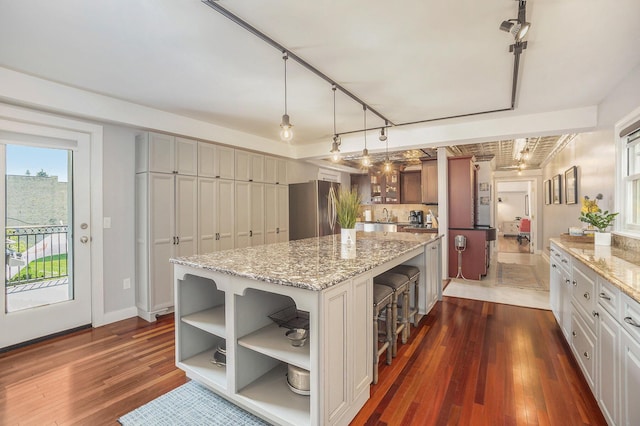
[373,284,393,384]
[391,264,420,328]
[374,271,410,357]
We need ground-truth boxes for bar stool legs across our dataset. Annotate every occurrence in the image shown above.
[374,272,410,357]
[391,264,421,329]
[373,284,393,385]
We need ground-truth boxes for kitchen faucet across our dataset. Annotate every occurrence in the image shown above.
[382,207,389,222]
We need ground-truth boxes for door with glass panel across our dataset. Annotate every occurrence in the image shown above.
[0,138,91,349]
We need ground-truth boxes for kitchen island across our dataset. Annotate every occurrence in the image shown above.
[171,232,442,426]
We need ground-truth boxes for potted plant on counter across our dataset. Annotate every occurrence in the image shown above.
[332,188,361,246]
[579,193,618,246]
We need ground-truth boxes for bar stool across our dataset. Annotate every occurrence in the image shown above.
[374,271,410,357]
[373,284,393,384]
[390,264,420,329]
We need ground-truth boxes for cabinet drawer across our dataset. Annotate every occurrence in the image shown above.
[571,311,596,392]
[550,243,571,274]
[572,261,596,330]
[597,277,620,319]
[621,292,640,343]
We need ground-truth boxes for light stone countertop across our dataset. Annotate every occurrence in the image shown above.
[550,238,640,303]
[171,232,442,291]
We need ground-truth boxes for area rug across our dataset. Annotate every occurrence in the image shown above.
[119,381,270,426]
[496,262,547,291]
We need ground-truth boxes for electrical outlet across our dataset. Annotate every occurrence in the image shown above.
[103,217,112,229]
[123,278,131,289]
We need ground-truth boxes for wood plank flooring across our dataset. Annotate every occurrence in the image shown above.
[0,299,606,425]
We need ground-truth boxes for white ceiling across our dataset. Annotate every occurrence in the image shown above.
[0,0,639,159]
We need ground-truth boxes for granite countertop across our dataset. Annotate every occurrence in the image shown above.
[550,238,640,303]
[172,232,442,291]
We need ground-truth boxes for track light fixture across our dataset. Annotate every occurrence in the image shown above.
[361,106,371,168]
[500,19,530,41]
[329,85,341,162]
[382,122,392,173]
[279,52,293,142]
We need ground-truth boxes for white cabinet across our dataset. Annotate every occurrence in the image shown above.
[135,172,198,321]
[265,156,288,185]
[198,178,235,253]
[620,292,640,426]
[198,142,235,179]
[265,184,289,244]
[425,239,441,314]
[235,181,265,248]
[136,132,198,175]
[571,260,598,392]
[236,150,265,182]
[550,243,573,340]
[597,302,619,426]
[502,221,520,236]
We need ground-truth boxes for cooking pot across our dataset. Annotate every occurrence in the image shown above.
[287,364,310,393]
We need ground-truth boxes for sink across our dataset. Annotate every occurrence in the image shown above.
[363,222,397,232]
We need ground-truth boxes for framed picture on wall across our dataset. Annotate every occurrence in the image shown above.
[552,174,562,204]
[564,166,577,204]
[544,179,552,205]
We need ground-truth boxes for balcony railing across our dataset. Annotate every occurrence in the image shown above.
[5,225,68,287]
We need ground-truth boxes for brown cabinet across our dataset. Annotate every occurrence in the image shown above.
[400,171,421,204]
[370,169,400,204]
[421,159,438,204]
[448,156,476,228]
[350,173,371,205]
[448,229,489,280]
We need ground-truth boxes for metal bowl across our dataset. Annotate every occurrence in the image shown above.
[285,328,308,347]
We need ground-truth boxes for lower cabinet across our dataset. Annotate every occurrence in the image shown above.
[597,306,619,426]
[620,325,640,426]
[425,239,441,313]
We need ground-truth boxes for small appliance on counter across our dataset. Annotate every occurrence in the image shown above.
[409,210,424,226]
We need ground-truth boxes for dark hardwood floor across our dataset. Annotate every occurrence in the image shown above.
[0,298,606,426]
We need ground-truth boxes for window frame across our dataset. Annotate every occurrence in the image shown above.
[616,106,640,236]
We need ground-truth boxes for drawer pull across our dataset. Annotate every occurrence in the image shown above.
[592,311,599,318]
[583,292,590,300]
[624,317,640,328]
[599,292,611,301]
[583,351,590,360]
[561,259,568,264]
[572,280,577,287]
[572,331,577,337]
[552,264,557,268]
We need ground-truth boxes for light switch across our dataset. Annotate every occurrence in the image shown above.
[103,217,112,229]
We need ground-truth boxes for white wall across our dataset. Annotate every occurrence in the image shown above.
[102,125,137,314]
[598,63,640,128]
[497,192,528,227]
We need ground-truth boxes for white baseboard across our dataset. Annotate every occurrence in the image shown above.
[94,306,138,327]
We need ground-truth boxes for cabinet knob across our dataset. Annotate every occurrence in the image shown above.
[592,311,599,318]
[552,264,557,268]
[276,227,280,234]
[624,316,640,328]
[583,351,590,360]
[583,292,590,300]
[565,279,570,284]
[599,292,611,301]
[250,230,253,237]
[572,280,577,287]
[561,259,568,264]
[572,331,577,337]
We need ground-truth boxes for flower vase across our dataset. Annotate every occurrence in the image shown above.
[594,231,611,246]
[341,228,356,246]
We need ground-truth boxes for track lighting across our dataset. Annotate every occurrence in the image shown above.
[361,106,371,168]
[279,52,293,142]
[500,19,530,41]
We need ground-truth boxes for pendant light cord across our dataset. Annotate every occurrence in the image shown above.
[332,85,337,136]
[283,52,288,115]
[363,105,367,149]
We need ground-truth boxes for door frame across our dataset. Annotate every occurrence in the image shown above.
[0,103,107,326]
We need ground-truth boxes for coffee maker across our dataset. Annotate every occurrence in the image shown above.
[409,210,424,226]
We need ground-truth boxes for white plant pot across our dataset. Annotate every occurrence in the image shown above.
[594,232,611,246]
[341,228,356,246]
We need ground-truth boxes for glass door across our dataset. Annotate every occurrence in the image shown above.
[0,137,91,349]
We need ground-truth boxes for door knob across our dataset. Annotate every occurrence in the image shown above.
[80,236,89,244]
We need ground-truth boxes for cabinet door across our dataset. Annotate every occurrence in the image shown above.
[148,132,175,173]
[235,150,251,182]
[621,327,640,426]
[216,146,235,180]
[276,158,287,185]
[251,153,265,183]
[235,181,251,248]
[351,174,371,205]
[175,175,198,257]
[598,308,620,426]
[400,171,421,204]
[571,311,596,392]
[560,269,573,340]
[198,142,216,178]
[149,173,175,311]
[264,156,277,184]
[421,159,438,204]
[216,179,235,250]
[198,177,216,254]
[264,184,278,244]
[276,185,289,242]
[250,183,265,246]
[351,275,372,403]
[550,256,561,322]
[384,170,400,203]
[175,137,198,176]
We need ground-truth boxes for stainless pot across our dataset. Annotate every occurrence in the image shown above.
[287,364,310,392]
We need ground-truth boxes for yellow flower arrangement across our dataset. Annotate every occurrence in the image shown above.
[578,193,618,232]
[581,196,600,214]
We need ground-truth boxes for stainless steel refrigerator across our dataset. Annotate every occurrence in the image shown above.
[289,180,340,240]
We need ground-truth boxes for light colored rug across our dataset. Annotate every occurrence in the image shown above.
[496,262,547,291]
[119,381,270,426]
[444,279,550,310]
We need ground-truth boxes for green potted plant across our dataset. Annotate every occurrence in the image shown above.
[331,187,361,245]
[578,193,618,245]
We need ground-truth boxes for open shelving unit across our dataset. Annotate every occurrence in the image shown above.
[181,305,226,337]
[238,322,310,370]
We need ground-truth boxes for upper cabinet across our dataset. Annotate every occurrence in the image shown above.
[351,174,371,205]
[370,168,400,204]
[235,150,265,182]
[198,142,235,179]
[264,156,288,185]
[136,132,197,175]
[400,171,421,204]
[421,159,438,205]
[448,156,476,228]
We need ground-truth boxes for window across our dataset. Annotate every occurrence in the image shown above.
[620,117,640,233]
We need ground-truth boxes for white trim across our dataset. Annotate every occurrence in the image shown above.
[0,102,108,328]
[615,104,640,237]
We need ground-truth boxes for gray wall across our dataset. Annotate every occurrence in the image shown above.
[102,125,137,313]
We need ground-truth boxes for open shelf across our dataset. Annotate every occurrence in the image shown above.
[181,305,226,338]
[237,363,310,426]
[178,348,227,390]
[238,323,310,370]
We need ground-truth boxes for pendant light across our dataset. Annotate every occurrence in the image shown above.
[279,51,293,142]
[329,85,341,162]
[361,105,371,168]
[381,122,392,173]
